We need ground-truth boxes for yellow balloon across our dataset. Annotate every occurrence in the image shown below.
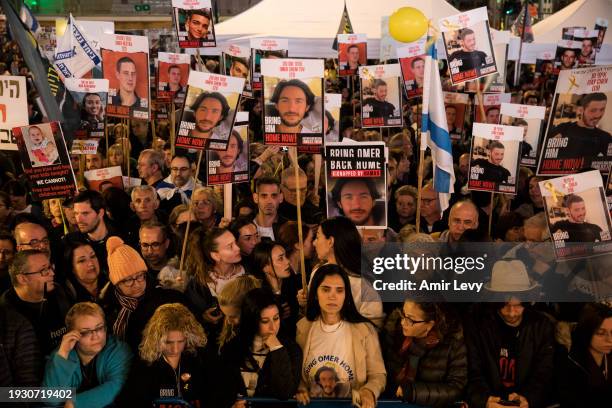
[389,7,428,43]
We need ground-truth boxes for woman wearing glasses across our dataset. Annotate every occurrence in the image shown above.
[381,301,467,407]
[63,240,107,304]
[43,302,132,408]
[295,264,386,408]
[100,236,186,352]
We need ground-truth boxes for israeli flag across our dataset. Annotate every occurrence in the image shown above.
[421,52,455,213]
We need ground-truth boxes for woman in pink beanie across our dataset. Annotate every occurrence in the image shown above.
[99,236,187,352]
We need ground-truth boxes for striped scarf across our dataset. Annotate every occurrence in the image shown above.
[113,288,139,340]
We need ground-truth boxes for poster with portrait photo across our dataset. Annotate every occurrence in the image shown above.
[540,170,612,260]
[562,27,586,41]
[474,93,511,124]
[176,71,244,151]
[84,166,123,192]
[0,75,27,151]
[595,18,608,51]
[439,7,497,85]
[325,142,387,229]
[500,103,546,167]
[535,50,558,88]
[468,122,523,194]
[397,39,427,99]
[221,44,252,97]
[444,92,469,141]
[537,65,612,176]
[359,64,403,128]
[12,122,77,200]
[100,34,150,120]
[555,40,582,71]
[462,30,508,93]
[573,29,599,67]
[338,34,367,77]
[157,52,190,104]
[324,93,341,144]
[172,0,216,48]
[206,112,249,185]
[262,58,324,153]
[65,78,108,139]
[250,38,289,92]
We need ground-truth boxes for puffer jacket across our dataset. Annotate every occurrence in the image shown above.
[382,308,467,407]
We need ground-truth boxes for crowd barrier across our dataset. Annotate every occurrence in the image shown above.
[244,398,424,407]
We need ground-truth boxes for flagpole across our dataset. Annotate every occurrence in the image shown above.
[513,1,529,87]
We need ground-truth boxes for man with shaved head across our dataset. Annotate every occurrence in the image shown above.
[438,200,480,242]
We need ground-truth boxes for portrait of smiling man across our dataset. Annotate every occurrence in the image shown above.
[184,9,211,41]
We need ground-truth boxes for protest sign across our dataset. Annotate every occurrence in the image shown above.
[500,103,546,167]
[65,77,108,139]
[359,64,403,128]
[207,112,249,185]
[157,52,190,104]
[0,75,27,151]
[338,34,367,77]
[172,0,216,48]
[250,38,289,92]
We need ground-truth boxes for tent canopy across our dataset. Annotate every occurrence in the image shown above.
[214,0,460,57]
[532,0,612,44]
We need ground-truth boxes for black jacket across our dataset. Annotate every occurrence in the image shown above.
[557,349,612,407]
[382,309,467,407]
[99,281,187,352]
[465,306,555,408]
[119,348,220,408]
[0,305,42,387]
[218,335,302,408]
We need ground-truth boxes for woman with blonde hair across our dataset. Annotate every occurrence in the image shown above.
[107,143,137,177]
[120,303,218,407]
[218,275,262,351]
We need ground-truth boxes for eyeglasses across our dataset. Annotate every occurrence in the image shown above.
[79,324,106,339]
[21,237,50,247]
[141,241,164,250]
[281,184,307,195]
[420,198,437,205]
[193,200,212,208]
[117,272,147,287]
[399,310,426,326]
[21,264,54,277]
[170,167,190,173]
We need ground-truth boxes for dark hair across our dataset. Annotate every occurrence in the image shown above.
[373,79,387,88]
[190,91,230,123]
[233,199,258,219]
[485,106,500,115]
[319,216,362,276]
[445,105,457,112]
[306,264,369,324]
[331,178,381,208]
[488,140,505,150]
[101,187,130,223]
[230,57,248,69]
[187,9,211,21]
[229,130,244,156]
[0,191,10,208]
[74,190,105,214]
[250,240,287,289]
[571,303,612,360]
[493,212,525,240]
[315,366,339,383]
[0,233,16,250]
[2,180,26,197]
[411,57,424,68]
[229,216,257,241]
[255,175,281,192]
[167,64,181,73]
[458,28,475,40]
[63,239,97,279]
[277,221,310,256]
[270,79,316,117]
[324,110,335,134]
[202,227,232,266]
[347,44,359,53]
[171,153,193,166]
[580,92,607,109]
[116,56,136,72]
[409,301,448,336]
[234,288,280,365]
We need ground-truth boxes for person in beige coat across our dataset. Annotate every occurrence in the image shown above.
[295,264,386,408]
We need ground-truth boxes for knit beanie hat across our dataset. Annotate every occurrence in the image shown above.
[107,236,147,285]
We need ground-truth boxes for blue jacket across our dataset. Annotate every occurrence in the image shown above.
[43,335,132,408]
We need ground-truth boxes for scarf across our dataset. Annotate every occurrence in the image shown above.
[112,288,139,340]
[396,330,441,385]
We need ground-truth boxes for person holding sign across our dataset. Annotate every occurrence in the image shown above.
[185,9,211,42]
[550,194,604,242]
[270,79,317,134]
[189,92,230,140]
[448,29,488,74]
[471,141,511,185]
[112,57,142,108]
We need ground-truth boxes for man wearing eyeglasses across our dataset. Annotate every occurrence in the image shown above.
[418,183,446,234]
[1,249,71,356]
[14,221,51,252]
[43,302,132,407]
[139,221,171,279]
[158,154,199,206]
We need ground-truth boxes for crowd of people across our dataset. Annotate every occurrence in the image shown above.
[0,12,611,408]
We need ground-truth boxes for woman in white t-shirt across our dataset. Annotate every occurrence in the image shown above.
[296,264,386,408]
